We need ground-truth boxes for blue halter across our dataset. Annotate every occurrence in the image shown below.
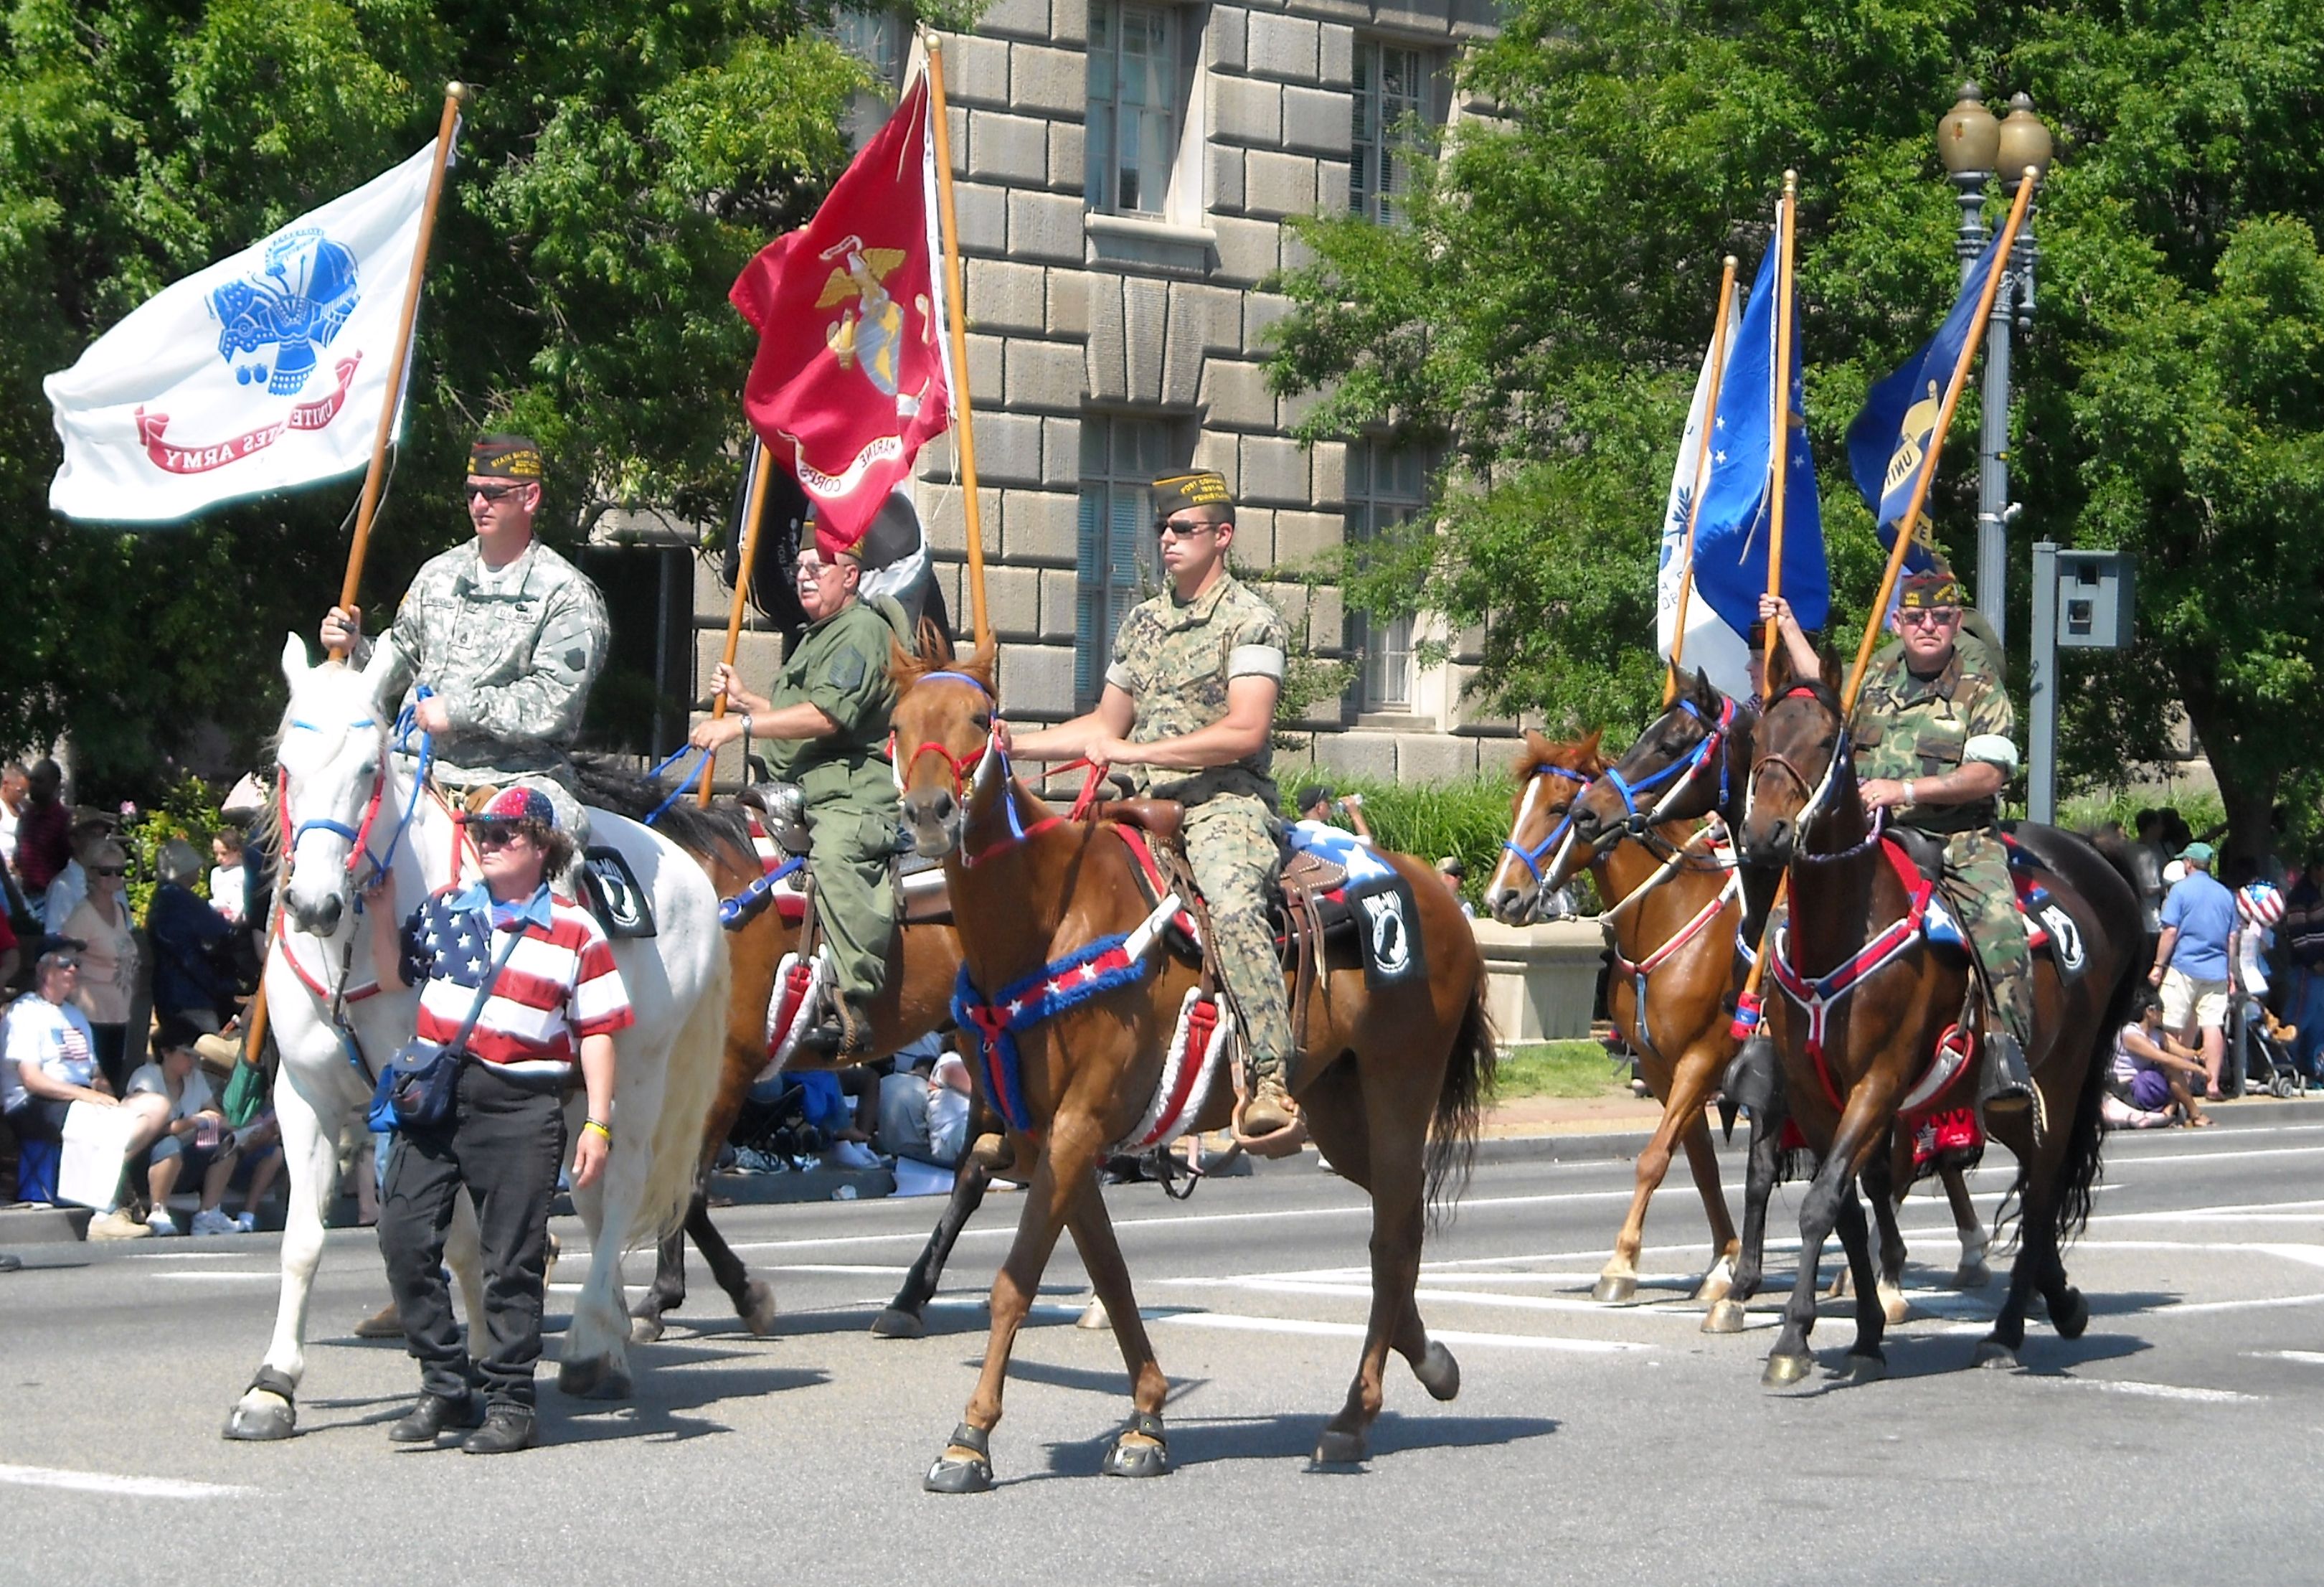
[1501,764,1593,883]
[1602,694,1734,829]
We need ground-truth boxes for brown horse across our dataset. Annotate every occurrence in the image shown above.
[1737,668,2136,1385]
[1483,730,1748,1322]
[573,764,964,1344]
[889,632,1494,1489]
[1562,670,1996,1329]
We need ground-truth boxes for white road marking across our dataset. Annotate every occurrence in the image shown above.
[148,1271,277,1281]
[2022,1378,2264,1405]
[2249,1350,2324,1366]
[0,1463,255,1500]
[1151,1311,1646,1354]
[2097,1144,2324,1166]
[767,1263,912,1276]
[128,1251,265,1261]
[1158,1275,1718,1323]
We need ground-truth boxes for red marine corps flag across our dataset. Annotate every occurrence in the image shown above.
[730,75,952,558]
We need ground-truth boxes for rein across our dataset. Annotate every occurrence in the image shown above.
[1501,764,1592,885]
[1602,694,1735,829]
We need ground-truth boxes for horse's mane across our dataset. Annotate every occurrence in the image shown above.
[1513,727,1605,781]
[570,755,757,869]
[1770,677,1844,720]
[889,618,993,694]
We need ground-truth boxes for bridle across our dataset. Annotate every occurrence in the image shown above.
[1600,694,1736,834]
[893,669,1095,867]
[1745,684,1849,846]
[1498,764,1592,886]
[277,695,437,904]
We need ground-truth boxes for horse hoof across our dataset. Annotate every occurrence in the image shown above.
[2052,1287,2090,1340]
[1825,1268,1853,1301]
[741,1280,779,1337]
[1951,1263,1992,1291]
[1412,1340,1461,1402]
[1100,1433,1172,1479]
[222,1392,296,1442]
[1075,1297,1111,1331]
[1974,1340,2020,1372]
[1848,1351,1888,1384]
[1592,1273,1638,1305]
[1879,1286,1912,1327]
[925,1451,996,1494]
[871,1306,926,1340]
[1762,1352,1813,1388]
[1702,1299,1749,1335]
[628,1311,666,1346]
[557,1355,633,1400]
[1313,1428,1369,1465]
[1693,1263,1736,1305]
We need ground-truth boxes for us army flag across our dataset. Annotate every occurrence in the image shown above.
[44,140,440,524]
[1655,287,1750,701]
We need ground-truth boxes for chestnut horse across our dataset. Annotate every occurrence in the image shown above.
[1563,669,1995,1331]
[1483,730,1748,1324]
[891,633,1494,1489]
[1737,669,2136,1385]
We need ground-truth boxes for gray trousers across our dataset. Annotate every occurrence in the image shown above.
[377,1062,566,1409]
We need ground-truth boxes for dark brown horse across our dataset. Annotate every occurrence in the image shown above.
[890,631,1494,1489]
[1737,667,2136,1384]
[1563,671,1996,1330]
[1483,730,1749,1322]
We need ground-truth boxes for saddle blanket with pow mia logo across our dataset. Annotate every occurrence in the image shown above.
[577,847,656,938]
[1278,822,1425,988]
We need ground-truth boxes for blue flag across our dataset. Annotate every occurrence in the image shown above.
[1845,232,2003,572]
[1690,242,1828,640]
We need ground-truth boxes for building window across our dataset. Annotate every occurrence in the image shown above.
[1346,441,1427,712]
[1087,3,1180,217]
[834,8,910,149]
[1077,416,1178,707]
[1349,40,1432,226]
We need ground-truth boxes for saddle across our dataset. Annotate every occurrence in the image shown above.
[1884,825,2085,981]
[731,781,952,930]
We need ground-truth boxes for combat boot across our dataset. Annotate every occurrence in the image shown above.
[1978,1031,2042,1141]
[1235,1069,1305,1158]
[798,997,874,1059]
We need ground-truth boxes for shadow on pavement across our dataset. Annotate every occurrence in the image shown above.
[1021,1409,1559,1481]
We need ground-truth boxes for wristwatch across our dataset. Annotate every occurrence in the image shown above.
[1899,780,1918,809]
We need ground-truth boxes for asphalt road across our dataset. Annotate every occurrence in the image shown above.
[6,1111,2323,1586]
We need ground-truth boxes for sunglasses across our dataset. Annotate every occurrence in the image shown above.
[1899,607,1960,629]
[470,823,526,850]
[1156,517,1219,540]
[44,959,79,972]
[92,866,126,877]
[468,481,526,504]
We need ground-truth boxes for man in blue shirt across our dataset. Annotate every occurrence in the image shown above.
[2152,841,2239,1100]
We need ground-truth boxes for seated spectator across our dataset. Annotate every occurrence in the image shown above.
[1435,856,1478,920]
[225,1109,284,1232]
[127,1017,241,1235]
[1293,783,1373,843]
[41,810,117,936]
[147,839,236,1032]
[2105,987,2214,1129]
[62,838,141,1092]
[208,829,249,928]
[1,938,171,1235]
[878,1034,970,1168]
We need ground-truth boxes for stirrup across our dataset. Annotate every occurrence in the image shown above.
[1232,1086,1307,1160]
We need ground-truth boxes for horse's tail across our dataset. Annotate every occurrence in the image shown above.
[1426,979,1498,1220]
[2054,832,2145,1247]
[636,931,732,1245]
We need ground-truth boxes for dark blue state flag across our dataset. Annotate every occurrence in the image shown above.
[1690,243,1828,640]
[1845,232,2003,571]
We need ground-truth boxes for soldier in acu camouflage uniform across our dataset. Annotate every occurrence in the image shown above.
[1843,566,2037,1122]
[320,435,609,861]
[1006,469,1303,1152]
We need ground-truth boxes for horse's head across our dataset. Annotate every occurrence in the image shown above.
[1569,668,1739,852]
[1484,730,1605,924]
[889,623,997,860]
[1740,679,1850,868]
[274,633,395,936]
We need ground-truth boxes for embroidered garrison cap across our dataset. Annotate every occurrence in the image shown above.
[469,433,544,480]
[1896,565,1964,610]
[1152,469,1232,512]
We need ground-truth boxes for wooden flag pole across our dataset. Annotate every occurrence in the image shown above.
[332,81,471,658]
[923,37,993,650]
[245,81,470,1075]
[1841,168,2039,717]
[1663,254,1741,707]
[696,441,775,806]
[1757,173,1800,704]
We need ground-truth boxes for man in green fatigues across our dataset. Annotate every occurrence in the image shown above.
[1006,469,1302,1153]
[1771,568,2037,1124]
[692,530,911,1055]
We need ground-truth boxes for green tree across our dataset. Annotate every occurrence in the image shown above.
[1270,0,2324,867]
[0,0,953,797]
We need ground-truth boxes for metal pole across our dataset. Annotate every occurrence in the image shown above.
[2028,540,2058,824]
[1952,170,1989,283]
[1977,276,2013,647]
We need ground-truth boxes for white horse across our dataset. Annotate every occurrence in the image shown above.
[225,636,730,1441]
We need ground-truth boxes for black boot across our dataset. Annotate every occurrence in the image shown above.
[461,1405,537,1455]
[798,998,872,1058]
[1978,1032,2038,1129]
[1724,1032,1781,1125]
[389,1391,484,1444]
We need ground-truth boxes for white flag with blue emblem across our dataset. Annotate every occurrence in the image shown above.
[1655,287,1749,700]
[43,139,443,524]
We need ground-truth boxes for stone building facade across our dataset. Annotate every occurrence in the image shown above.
[666,0,1511,786]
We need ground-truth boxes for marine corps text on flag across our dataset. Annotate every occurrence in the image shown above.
[43,140,448,524]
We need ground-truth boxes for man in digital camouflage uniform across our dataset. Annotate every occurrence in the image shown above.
[1846,566,2037,1123]
[1006,469,1302,1152]
[321,435,608,863]
[691,519,912,1055]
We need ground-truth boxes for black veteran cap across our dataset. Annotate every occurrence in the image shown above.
[1153,469,1232,512]
[470,433,544,480]
[1896,565,1963,610]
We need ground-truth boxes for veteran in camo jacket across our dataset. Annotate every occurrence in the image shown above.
[1005,468,1303,1150]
